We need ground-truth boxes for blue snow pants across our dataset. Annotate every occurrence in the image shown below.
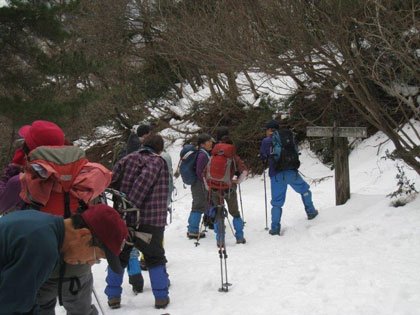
[270,170,316,232]
[104,248,141,298]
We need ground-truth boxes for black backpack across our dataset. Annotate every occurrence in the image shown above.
[272,129,300,171]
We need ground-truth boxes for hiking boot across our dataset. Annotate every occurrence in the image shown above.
[155,297,170,309]
[307,210,319,220]
[108,297,121,309]
[216,241,225,248]
[187,232,206,239]
[269,229,281,236]
[236,238,246,244]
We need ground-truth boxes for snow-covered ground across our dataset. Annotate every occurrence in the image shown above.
[55,122,420,315]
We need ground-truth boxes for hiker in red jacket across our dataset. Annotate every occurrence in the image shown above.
[0,120,108,315]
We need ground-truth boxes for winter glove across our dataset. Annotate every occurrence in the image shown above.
[11,148,26,167]
[119,229,135,269]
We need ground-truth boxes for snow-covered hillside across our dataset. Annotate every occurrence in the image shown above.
[55,121,420,315]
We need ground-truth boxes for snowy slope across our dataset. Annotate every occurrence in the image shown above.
[55,122,420,315]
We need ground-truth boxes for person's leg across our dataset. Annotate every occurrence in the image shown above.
[188,181,208,237]
[270,172,287,234]
[128,248,144,294]
[211,189,225,243]
[224,187,245,242]
[286,170,317,218]
[37,278,59,315]
[62,273,98,315]
[104,267,124,308]
[134,225,169,309]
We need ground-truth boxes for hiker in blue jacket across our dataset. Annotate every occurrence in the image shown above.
[0,205,128,315]
[260,120,318,235]
[187,133,214,239]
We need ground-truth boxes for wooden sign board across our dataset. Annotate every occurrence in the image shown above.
[307,127,367,138]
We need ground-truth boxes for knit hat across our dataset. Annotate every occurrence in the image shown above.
[18,120,65,151]
[216,127,229,141]
[136,125,152,137]
[263,120,279,130]
[197,133,215,146]
[80,204,128,274]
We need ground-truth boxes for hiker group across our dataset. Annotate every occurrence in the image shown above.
[0,118,318,314]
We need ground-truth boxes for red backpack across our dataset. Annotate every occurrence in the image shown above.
[205,143,236,189]
[20,145,112,217]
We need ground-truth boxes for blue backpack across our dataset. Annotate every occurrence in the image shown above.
[179,144,199,185]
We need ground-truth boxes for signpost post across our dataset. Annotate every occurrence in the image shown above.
[307,125,367,205]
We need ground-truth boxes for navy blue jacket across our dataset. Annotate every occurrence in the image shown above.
[0,210,64,314]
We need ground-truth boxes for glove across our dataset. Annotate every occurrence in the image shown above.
[119,228,136,268]
[11,148,26,167]
[119,243,132,269]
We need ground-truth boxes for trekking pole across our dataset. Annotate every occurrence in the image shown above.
[238,184,245,225]
[217,207,231,292]
[194,217,205,247]
[225,215,236,238]
[93,286,106,315]
[263,160,269,230]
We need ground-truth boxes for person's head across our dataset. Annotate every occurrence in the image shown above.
[62,204,128,274]
[136,125,152,142]
[216,127,229,142]
[18,120,65,152]
[143,134,164,154]
[262,119,279,137]
[197,133,214,151]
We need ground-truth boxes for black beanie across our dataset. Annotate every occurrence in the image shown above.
[137,125,151,137]
[197,133,214,146]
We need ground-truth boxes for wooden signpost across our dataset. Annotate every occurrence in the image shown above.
[307,125,367,205]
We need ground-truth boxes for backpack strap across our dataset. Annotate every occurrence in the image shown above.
[199,148,210,160]
[64,191,71,219]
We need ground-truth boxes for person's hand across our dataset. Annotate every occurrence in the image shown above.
[11,148,26,167]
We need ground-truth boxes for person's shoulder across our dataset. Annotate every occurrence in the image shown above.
[262,137,272,144]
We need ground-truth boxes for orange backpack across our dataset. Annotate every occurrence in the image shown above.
[20,145,112,217]
[205,143,236,190]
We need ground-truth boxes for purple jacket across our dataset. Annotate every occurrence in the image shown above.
[260,136,277,177]
[0,164,24,213]
[195,149,210,182]
[112,149,169,227]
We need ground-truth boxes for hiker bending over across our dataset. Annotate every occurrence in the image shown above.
[111,134,170,310]
[0,120,111,315]
[0,204,128,315]
[260,120,318,236]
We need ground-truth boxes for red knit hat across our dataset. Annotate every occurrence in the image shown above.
[80,204,129,274]
[18,120,65,151]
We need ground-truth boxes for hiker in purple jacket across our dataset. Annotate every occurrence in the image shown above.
[187,133,214,239]
[0,148,25,213]
[111,134,171,310]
